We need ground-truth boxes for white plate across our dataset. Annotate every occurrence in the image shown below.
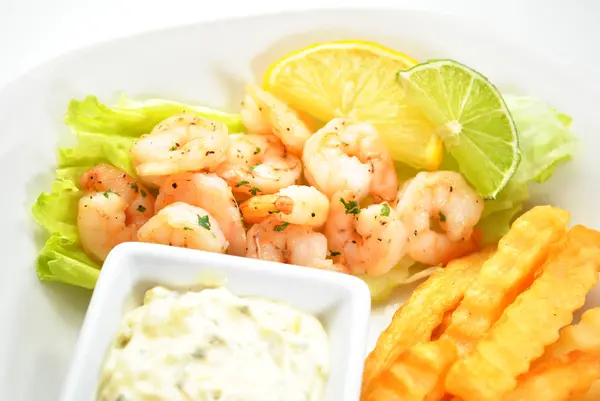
[0,8,599,401]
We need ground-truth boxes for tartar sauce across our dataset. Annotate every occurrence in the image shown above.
[97,286,329,401]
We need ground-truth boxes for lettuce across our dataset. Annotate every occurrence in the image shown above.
[361,258,440,303]
[477,96,578,243]
[32,95,243,289]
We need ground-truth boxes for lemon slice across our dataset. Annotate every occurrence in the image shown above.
[264,40,444,171]
[398,60,520,198]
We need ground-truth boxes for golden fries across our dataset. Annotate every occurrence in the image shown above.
[446,226,600,401]
[534,307,600,367]
[444,206,570,351]
[361,248,494,397]
[504,352,600,401]
[502,307,600,401]
[431,309,455,341]
[362,206,571,401]
[571,380,600,401]
[362,206,600,401]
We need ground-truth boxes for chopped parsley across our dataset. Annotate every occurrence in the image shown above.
[197,215,211,230]
[183,227,194,231]
[253,147,261,155]
[249,187,261,196]
[170,145,177,151]
[329,250,341,257]
[136,205,147,213]
[249,163,260,171]
[236,180,250,188]
[130,183,139,192]
[439,212,446,222]
[340,198,360,215]
[103,189,117,198]
[273,222,289,232]
[381,203,391,217]
[140,190,147,198]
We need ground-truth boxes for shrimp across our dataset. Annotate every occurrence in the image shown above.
[240,94,272,135]
[325,190,407,276]
[154,172,247,256]
[303,118,398,202]
[395,171,484,266]
[77,164,156,262]
[129,114,230,187]
[214,133,302,196]
[239,185,329,227]
[137,202,228,253]
[246,216,347,272]
[243,84,312,155]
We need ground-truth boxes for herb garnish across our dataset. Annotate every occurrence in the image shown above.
[197,215,211,230]
[273,222,289,232]
[340,198,360,215]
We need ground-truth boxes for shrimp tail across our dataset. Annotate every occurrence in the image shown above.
[240,195,294,224]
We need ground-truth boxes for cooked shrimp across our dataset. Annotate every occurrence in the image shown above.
[325,190,407,276]
[137,202,228,253]
[395,171,484,266]
[246,216,346,272]
[239,185,329,227]
[244,85,312,155]
[303,118,398,202]
[155,172,247,256]
[130,114,230,187]
[240,94,272,135]
[215,133,302,196]
[77,164,155,262]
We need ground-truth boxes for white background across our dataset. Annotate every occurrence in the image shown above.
[1,0,599,91]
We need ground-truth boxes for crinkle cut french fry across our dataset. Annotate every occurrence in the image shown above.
[505,307,600,401]
[534,307,600,369]
[503,352,600,401]
[431,308,455,341]
[570,379,600,401]
[364,206,570,401]
[361,248,494,397]
[446,225,600,401]
[443,206,570,353]
[364,339,457,401]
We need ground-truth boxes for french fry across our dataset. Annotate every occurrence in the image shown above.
[364,206,570,401]
[361,248,493,397]
[366,339,457,401]
[502,352,600,401]
[503,308,600,401]
[446,226,600,401]
[503,307,600,401]
[431,308,455,341]
[365,339,457,401]
[570,380,600,401]
[534,307,600,368]
[444,206,570,352]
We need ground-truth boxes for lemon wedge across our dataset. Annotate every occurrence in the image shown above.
[264,40,443,170]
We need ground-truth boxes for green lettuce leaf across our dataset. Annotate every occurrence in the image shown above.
[33,95,243,289]
[66,95,245,137]
[477,96,578,243]
[361,258,440,303]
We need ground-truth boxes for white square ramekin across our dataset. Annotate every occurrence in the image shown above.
[59,242,371,401]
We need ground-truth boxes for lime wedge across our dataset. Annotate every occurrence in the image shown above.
[398,60,520,199]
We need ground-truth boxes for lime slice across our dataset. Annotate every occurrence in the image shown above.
[398,60,520,198]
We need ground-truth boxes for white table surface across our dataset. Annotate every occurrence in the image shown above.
[1,0,599,92]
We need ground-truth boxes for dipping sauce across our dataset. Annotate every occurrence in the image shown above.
[97,286,329,401]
